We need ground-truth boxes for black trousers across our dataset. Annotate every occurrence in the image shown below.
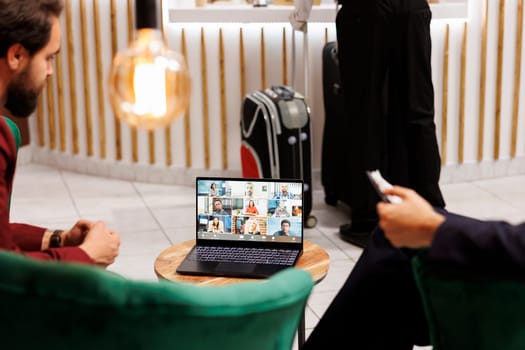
[335,0,445,226]
[303,228,430,349]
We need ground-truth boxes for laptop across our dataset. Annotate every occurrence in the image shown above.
[176,177,305,278]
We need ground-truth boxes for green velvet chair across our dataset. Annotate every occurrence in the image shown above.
[0,250,314,350]
[412,251,525,350]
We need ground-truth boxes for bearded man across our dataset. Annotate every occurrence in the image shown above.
[0,0,120,266]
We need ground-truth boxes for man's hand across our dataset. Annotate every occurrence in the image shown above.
[79,221,121,267]
[63,219,94,246]
[377,186,445,248]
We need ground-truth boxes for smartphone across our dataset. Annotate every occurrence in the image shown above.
[366,170,402,204]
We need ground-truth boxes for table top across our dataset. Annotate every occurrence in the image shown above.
[154,239,330,285]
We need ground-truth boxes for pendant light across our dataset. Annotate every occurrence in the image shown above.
[108,0,191,130]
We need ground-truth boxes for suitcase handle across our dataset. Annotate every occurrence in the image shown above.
[291,25,309,100]
[270,86,295,101]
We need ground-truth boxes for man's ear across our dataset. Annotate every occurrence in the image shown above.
[6,44,28,71]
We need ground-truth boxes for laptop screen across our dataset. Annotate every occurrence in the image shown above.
[196,177,304,244]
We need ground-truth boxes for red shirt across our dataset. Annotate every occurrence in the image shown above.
[0,118,93,263]
[245,206,259,215]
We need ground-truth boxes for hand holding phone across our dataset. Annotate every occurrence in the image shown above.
[366,170,402,204]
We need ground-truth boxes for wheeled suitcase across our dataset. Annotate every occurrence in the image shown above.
[321,40,374,248]
[240,85,317,228]
[321,41,346,206]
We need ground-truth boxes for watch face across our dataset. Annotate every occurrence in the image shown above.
[50,231,62,248]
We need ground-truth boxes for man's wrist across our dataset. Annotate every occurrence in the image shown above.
[49,229,65,248]
[422,212,446,245]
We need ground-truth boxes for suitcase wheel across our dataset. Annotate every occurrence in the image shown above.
[305,215,318,229]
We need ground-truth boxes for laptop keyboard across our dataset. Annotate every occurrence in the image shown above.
[188,246,299,265]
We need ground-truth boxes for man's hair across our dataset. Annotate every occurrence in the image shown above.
[0,0,64,58]
[281,219,291,226]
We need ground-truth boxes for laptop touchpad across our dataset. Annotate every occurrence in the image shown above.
[215,262,256,273]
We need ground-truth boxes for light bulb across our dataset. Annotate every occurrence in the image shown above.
[108,0,191,130]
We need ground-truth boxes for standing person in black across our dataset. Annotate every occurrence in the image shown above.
[289,0,448,348]
[336,0,446,243]
[291,0,446,245]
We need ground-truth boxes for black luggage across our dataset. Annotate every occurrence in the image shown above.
[321,41,376,248]
[321,41,347,206]
[240,86,317,228]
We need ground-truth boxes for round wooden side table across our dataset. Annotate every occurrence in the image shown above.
[154,239,330,348]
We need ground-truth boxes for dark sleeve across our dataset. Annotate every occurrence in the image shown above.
[429,212,525,270]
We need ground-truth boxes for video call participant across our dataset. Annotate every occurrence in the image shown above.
[245,199,259,215]
[0,0,120,266]
[273,184,297,199]
[273,200,290,218]
[245,219,261,235]
[212,199,230,216]
[207,217,224,233]
[209,182,218,196]
[273,219,291,236]
[245,182,254,198]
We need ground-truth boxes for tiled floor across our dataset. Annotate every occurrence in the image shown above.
[10,163,525,349]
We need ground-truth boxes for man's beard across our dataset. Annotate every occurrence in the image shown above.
[4,66,42,118]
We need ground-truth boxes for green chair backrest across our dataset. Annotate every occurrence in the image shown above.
[2,116,21,150]
[0,250,314,350]
[413,252,525,350]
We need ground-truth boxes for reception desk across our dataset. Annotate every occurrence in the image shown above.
[167,2,468,23]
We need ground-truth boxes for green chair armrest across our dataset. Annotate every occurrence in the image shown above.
[413,251,525,350]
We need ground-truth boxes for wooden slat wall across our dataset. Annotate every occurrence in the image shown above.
[33,1,525,184]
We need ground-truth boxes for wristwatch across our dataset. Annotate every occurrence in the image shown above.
[49,229,64,248]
